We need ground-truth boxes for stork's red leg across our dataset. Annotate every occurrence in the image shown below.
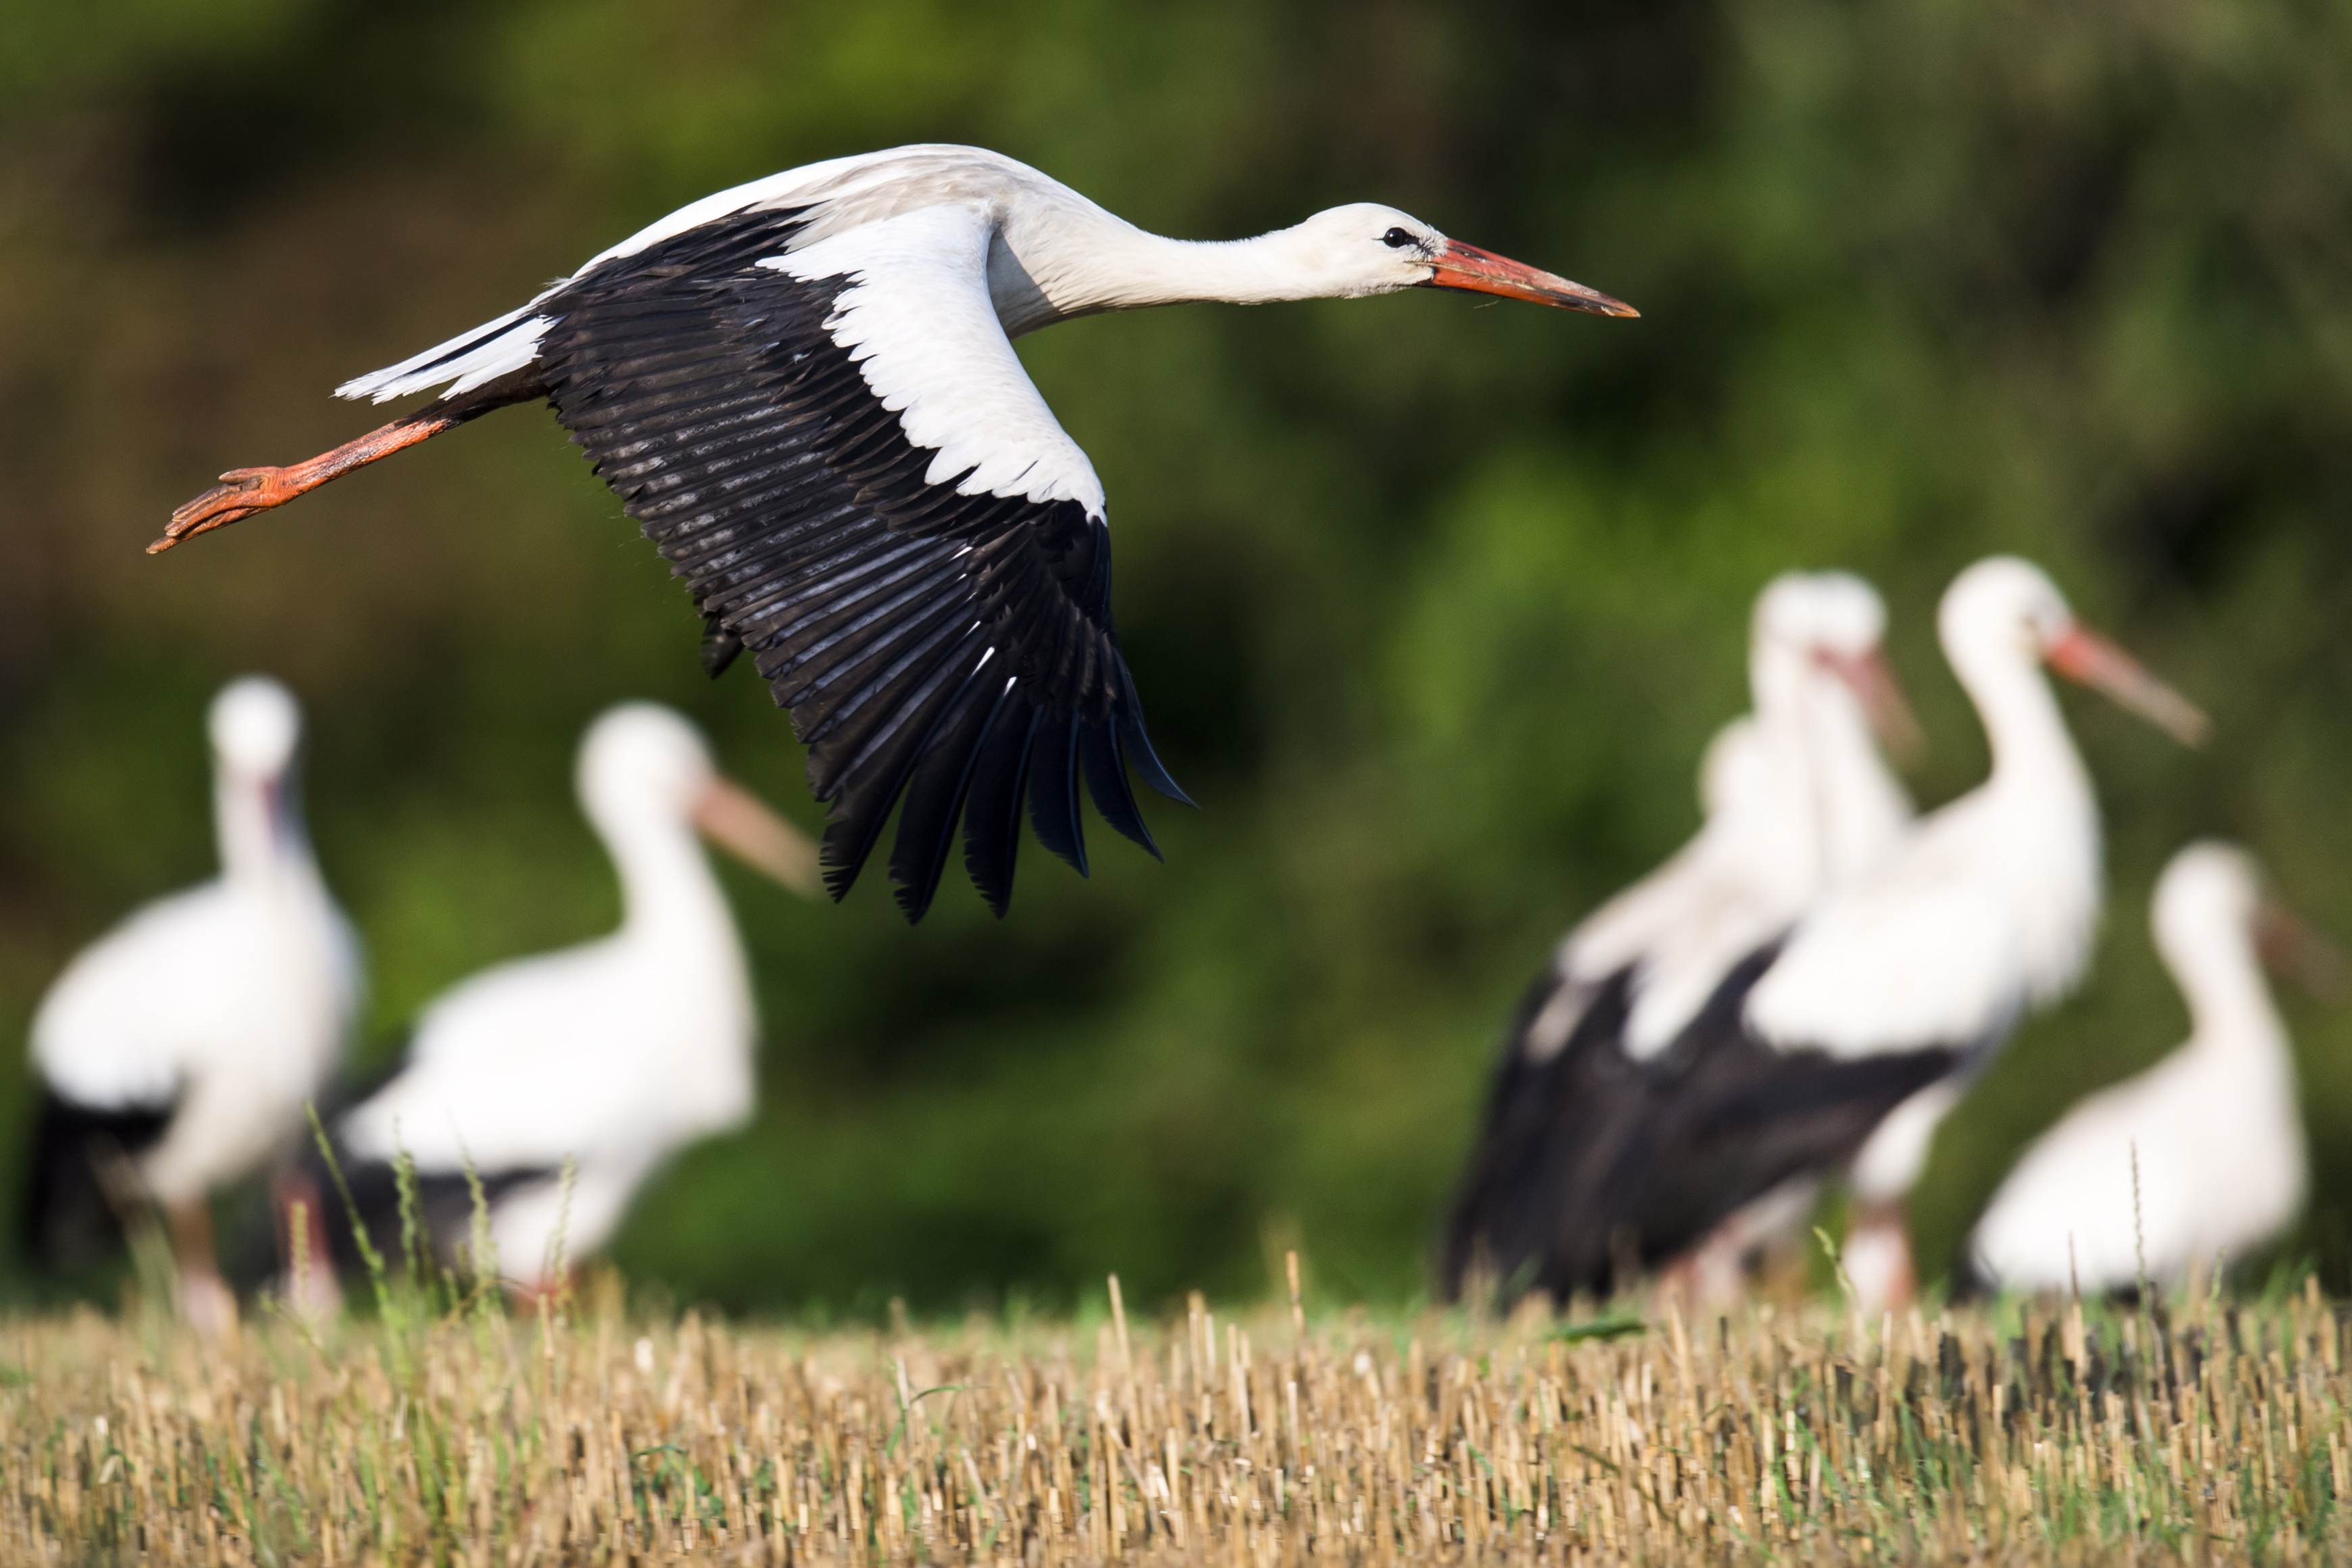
[150,410,466,554]
[165,1198,239,1339]
[149,371,546,555]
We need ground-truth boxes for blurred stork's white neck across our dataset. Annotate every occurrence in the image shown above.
[214,763,308,888]
[587,787,740,954]
[2164,897,2290,1064]
[1944,617,2091,806]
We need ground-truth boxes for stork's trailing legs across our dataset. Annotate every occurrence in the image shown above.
[274,1168,343,1322]
[149,373,545,554]
[164,1199,238,1339]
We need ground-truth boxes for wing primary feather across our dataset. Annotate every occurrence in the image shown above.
[815,625,991,897]
[1026,711,1087,875]
[887,666,1012,922]
[1114,671,1192,805]
[700,611,745,678]
[962,688,1037,916]
[1079,719,1158,859]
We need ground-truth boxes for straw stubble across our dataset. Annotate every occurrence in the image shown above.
[3,1279,2349,1562]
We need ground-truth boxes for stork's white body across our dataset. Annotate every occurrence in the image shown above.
[1970,845,2303,1291]
[339,705,760,1281]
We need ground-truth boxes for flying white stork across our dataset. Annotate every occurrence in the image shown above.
[1441,570,1917,1301]
[321,703,817,1290]
[1969,841,2333,1293]
[22,677,360,1334]
[151,145,1635,921]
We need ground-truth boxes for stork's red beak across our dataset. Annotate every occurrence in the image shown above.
[1820,647,1925,764]
[1423,240,1638,316]
[2044,626,2209,746]
[693,776,822,898]
[2255,900,2348,999]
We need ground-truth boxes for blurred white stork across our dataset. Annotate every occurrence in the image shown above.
[1451,556,2205,1310]
[1969,842,2334,1293]
[1442,570,1917,1300]
[23,677,360,1334]
[152,144,1636,922]
[323,703,817,1291]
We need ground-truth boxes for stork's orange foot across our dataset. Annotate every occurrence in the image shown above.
[150,468,300,554]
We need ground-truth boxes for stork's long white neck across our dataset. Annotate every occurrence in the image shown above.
[594,805,739,955]
[1944,621,2102,1000]
[214,766,314,891]
[1958,641,2091,805]
[991,208,1396,335]
[1804,682,1908,883]
[1743,640,1839,893]
[2167,906,2289,1068]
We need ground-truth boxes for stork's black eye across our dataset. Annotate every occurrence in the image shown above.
[1381,227,1417,249]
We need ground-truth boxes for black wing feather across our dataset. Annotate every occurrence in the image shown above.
[1025,711,1087,874]
[887,665,1014,922]
[962,698,1038,915]
[534,206,1183,920]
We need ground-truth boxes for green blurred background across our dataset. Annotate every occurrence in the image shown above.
[1,0,2347,1315]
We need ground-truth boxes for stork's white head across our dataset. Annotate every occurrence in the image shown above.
[579,703,714,827]
[576,703,820,897]
[1755,571,1884,656]
[208,677,302,782]
[2157,839,2345,1001]
[1938,556,2208,746]
[2154,840,2263,973]
[1749,571,1919,755]
[1271,204,1639,314]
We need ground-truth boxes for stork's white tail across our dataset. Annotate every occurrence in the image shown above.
[336,304,552,404]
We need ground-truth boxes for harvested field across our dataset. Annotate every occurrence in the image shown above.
[4,1272,2346,1563]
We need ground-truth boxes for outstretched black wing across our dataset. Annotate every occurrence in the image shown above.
[534,206,1186,921]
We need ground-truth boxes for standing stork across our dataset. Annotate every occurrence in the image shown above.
[151,145,1634,921]
[22,678,360,1333]
[1969,842,2334,1293]
[320,703,818,1291]
[1480,556,2204,1310]
[1442,571,1917,1302]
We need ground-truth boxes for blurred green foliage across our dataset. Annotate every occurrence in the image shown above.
[1,0,2347,1314]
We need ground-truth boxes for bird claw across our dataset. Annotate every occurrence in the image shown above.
[149,467,291,554]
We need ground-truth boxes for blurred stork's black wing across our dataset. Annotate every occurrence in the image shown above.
[21,1089,173,1270]
[1440,962,1650,1302]
[533,208,1185,921]
[1440,943,1966,1302]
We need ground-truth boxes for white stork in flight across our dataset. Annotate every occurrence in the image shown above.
[1969,841,2336,1294]
[153,145,1635,921]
